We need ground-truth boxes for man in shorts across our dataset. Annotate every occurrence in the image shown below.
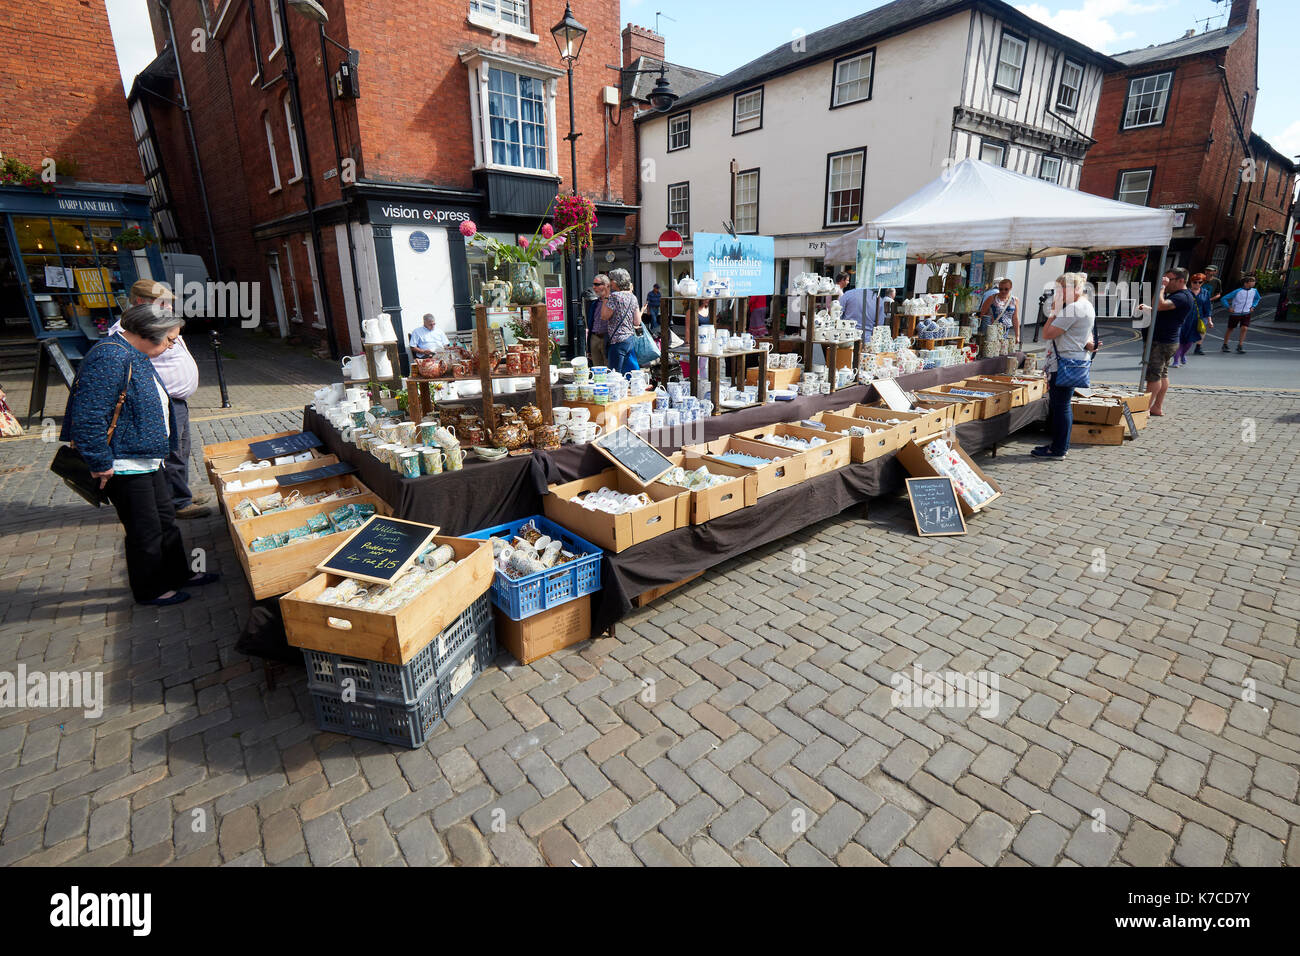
[1139,267,1193,417]
[1220,274,1260,354]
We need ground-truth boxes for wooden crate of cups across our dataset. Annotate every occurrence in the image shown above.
[732,423,850,477]
[1070,398,1126,426]
[919,384,1011,420]
[962,377,1030,408]
[213,455,343,508]
[561,391,655,433]
[911,393,981,425]
[231,493,393,601]
[833,404,947,442]
[651,453,757,525]
[203,429,300,487]
[815,413,906,463]
[973,374,1047,403]
[223,473,374,535]
[543,467,688,553]
[896,435,1003,517]
[280,536,494,665]
[683,436,807,498]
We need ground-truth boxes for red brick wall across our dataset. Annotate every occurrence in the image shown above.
[0,0,140,183]
[1077,2,1282,281]
[617,24,667,250]
[347,0,624,200]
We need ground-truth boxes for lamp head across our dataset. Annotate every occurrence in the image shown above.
[551,3,588,63]
[287,0,329,23]
[648,74,678,113]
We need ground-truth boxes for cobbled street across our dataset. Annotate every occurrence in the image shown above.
[1,332,1298,867]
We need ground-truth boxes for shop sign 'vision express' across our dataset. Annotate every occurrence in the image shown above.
[693,233,775,297]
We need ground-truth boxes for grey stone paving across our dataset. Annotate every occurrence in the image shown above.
[0,332,1298,865]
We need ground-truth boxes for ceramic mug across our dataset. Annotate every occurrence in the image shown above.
[569,407,591,424]
[553,407,572,424]
[591,366,611,383]
[433,426,458,448]
[419,446,444,475]
[445,445,464,471]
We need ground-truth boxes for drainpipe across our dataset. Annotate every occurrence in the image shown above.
[159,0,221,279]
[320,26,367,353]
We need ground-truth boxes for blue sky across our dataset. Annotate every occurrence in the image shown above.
[108,0,1297,157]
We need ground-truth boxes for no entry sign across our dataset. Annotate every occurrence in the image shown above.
[658,230,683,259]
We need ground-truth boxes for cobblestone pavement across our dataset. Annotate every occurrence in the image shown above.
[1,343,1298,864]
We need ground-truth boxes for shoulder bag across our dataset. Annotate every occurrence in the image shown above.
[50,346,133,507]
[1051,339,1090,390]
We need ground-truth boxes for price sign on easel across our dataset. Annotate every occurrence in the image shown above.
[906,477,967,536]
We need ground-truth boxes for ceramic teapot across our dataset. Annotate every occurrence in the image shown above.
[417,357,446,378]
[491,421,529,450]
[518,403,543,427]
[675,275,699,297]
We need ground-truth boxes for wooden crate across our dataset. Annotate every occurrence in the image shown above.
[919,384,1010,420]
[213,455,342,501]
[232,492,392,600]
[816,413,905,462]
[203,429,302,488]
[633,572,705,608]
[684,436,807,498]
[495,596,591,665]
[222,473,372,518]
[906,399,967,427]
[1071,401,1125,426]
[563,391,656,432]
[895,435,1002,516]
[280,536,494,665]
[963,378,1029,408]
[652,453,757,525]
[543,468,687,553]
[1071,423,1125,445]
[975,374,1047,402]
[830,404,946,441]
[732,423,850,477]
[744,365,802,390]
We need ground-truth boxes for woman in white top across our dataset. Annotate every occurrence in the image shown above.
[1034,272,1096,459]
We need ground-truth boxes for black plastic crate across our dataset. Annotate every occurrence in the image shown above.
[435,619,498,719]
[302,594,491,707]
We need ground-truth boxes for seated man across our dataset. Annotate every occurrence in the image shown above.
[409,313,451,358]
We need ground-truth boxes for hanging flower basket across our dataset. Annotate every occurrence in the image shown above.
[1118,249,1147,271]
[553,194,598,254]
[113,226,158,250]
[1081,253,1108,273]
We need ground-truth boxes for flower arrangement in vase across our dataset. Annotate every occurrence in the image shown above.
[459,204,574,306]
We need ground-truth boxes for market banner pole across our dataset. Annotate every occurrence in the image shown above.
[1020,247,1033,350]
[1136,244,1170,390]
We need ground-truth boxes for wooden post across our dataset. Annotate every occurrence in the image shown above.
[756,347,769,404]
[474,305,496,433]
[530,303,553,424]
[686,298,699,398]
[803,292,816,370]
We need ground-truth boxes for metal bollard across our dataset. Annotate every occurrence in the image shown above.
[208,330,232,408]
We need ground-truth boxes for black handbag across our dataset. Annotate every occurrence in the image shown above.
[50,352,132,507]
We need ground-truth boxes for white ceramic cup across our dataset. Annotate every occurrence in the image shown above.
[569,407,591,424]
[553,407,571,424]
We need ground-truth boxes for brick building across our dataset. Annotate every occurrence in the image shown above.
[140,0,635,358]
[0,0,162,350]
[1079,0,1296,283]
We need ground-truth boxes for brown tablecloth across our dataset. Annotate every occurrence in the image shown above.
[303,354,1046,630]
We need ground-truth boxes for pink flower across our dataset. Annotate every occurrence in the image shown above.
[459,220,477,238]
[518,236,530,249]
[541,223,554,239]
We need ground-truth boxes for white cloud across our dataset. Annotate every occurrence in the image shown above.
[1271,120,1300,160]
[1016,0,1173,54]
[105,0,159,96]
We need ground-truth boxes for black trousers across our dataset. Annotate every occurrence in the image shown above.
[105,469,190,602]
[163,397,195,508]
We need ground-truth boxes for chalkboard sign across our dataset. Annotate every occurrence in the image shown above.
[593,426,674,486]
[906,477,967,537]
[317,516,440,585]
[277,461,357,486]
[46,340,76,389]
[248,431,322,460]
[1122,405,1138,440]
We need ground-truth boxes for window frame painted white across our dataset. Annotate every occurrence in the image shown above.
[667,111,691,152]
[667,181,690,236]
[467,0,538,43]
[1055,58,1083,113]
[462,50,561,178]
[1116,168,1154,206]
[979,139,1007,167]
[267,0,283,61]
[1122,71,1172,130]
[734,168,760,233]
[831,50,875,108]
[993,29,1027,94]
[1037,155,1062,184]
[263,111,281,193]
[733,87,763,135]
[824,147,866,228]
[283,92,303,184]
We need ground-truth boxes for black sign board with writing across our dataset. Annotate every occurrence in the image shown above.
[1122,405,1138,440]
[26,339,80,425]
[592,425,674,486]
[276,461,357,486]
[248,431,322,461]
[317,515,439,585]
[906,477,967,537]
[47,340,76,389]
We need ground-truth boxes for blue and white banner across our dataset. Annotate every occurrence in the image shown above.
[857,239,907,289]
[693,233,775,297]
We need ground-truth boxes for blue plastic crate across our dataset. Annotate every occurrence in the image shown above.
[301,594,492,707]
[464,515,602,620]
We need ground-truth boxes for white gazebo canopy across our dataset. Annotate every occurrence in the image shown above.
[824,158,1176,264]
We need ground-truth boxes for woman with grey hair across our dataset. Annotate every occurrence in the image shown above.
[61,303,218,605]
[600,268,646,372]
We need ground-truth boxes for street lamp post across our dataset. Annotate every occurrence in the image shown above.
[552,4,588,357]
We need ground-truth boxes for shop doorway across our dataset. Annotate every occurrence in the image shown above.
[0,229,30,341]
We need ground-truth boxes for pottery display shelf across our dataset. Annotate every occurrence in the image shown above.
[406,306,552,431]
[363,341,404,389]
[565,391,656,432]
[663,299,770,415]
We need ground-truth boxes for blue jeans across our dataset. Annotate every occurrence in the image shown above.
[1048,375,1073,455]
[607,336,639,373]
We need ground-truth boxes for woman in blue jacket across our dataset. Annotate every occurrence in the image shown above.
[63,303,218,606]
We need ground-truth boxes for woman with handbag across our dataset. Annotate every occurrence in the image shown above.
[1034,272,1095,460]
[60,304,218,606]
[1171,273,1211,367]
[601,268,644,374]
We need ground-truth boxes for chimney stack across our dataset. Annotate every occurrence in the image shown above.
[1228,0,1254,29]
[622,24,665,68]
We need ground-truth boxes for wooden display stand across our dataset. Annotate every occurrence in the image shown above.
[405,305,551,431]
[566,391,656,432]
[763,292,861,390]
[364,341,403,389]
[666,299,769,415]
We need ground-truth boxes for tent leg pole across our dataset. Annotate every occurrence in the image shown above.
[1136,244,1169,391]
[1020,248,1032,350]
